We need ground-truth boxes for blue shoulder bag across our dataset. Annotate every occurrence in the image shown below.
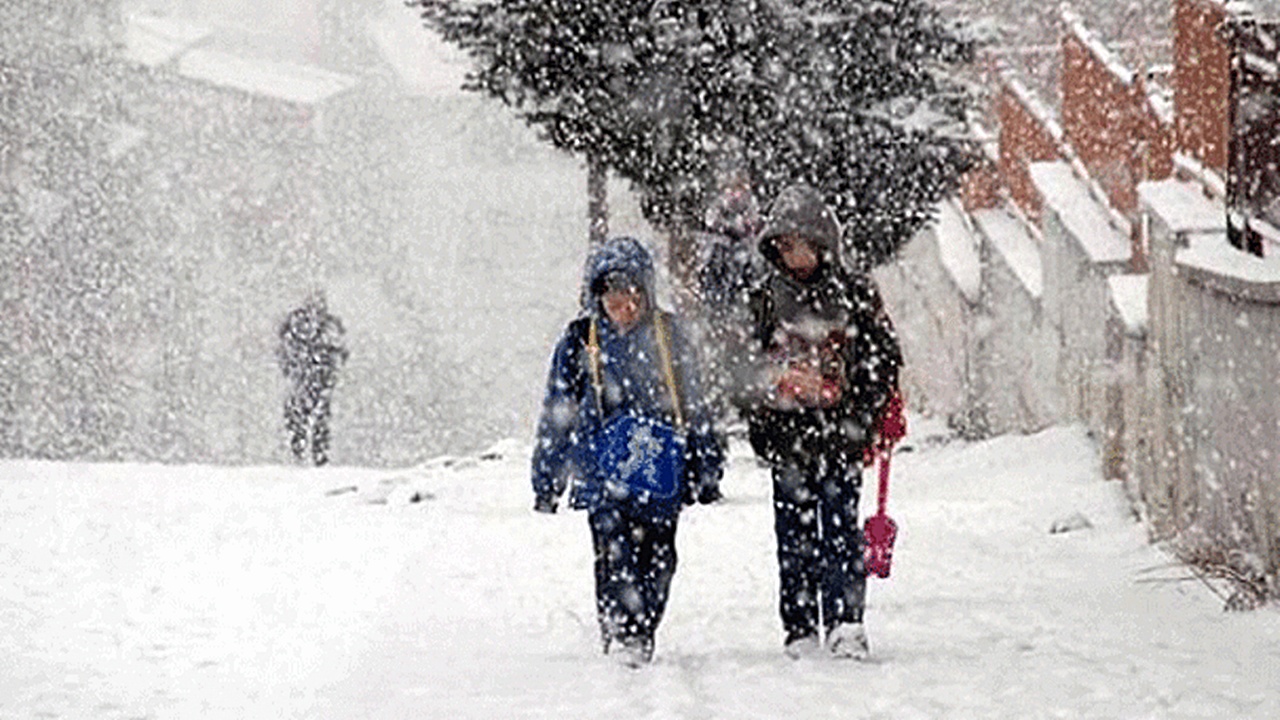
[586,315,687,516]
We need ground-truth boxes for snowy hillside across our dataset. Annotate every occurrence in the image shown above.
[5,419,1279,718]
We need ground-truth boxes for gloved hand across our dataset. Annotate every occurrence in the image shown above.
[533,495,558,514]
[864,388,907,465]
[877,389,907,449]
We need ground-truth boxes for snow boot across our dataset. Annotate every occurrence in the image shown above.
[826,622,869,660]
[783,632,822,660]
[610,637,653,668]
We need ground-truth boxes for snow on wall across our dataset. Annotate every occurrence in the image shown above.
[879,200,1062,438]
[1031,159,1134,449]
[972,214,1061,436]
[1107,274,1149,336]
[933,199,982,303]
[1178,233,1280,292]
[1030,161,1130,266]
[1139,174,1280,584]
[1060,8,1177,222]
[973,207,1043,300]
[1174,238,1280,583]
[1138,176,1227,234]
[997,76,1064,222]
[875,222,975,428]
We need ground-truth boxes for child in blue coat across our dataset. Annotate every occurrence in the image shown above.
[532,236,723,667]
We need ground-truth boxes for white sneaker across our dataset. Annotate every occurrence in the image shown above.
[783,634,822,660]
[826,622,870,660]
[610,640,652,669]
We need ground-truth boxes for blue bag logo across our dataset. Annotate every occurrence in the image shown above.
[597,415,686,506]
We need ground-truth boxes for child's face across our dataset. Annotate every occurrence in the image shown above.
[602,284,647,332]
[775,234,820,279]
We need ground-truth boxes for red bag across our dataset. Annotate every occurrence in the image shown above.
[863,452,897,579]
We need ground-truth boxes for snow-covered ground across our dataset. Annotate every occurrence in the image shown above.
[5,418,1279,719]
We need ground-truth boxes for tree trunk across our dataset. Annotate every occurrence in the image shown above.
[668,213,695,288]
[588,154,608,245]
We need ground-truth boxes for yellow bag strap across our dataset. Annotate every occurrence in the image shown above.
[586,318,604,416]
[586,314,685,429]
[653,313,685,429]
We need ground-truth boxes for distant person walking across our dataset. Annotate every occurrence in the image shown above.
[277,291,348,466]
[693,171,765,424]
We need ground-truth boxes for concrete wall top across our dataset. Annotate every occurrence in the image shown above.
[1178,232,1280,302]
[973,207,1043,299]
[1029,161,1130,264]
[1138,178,1226,234]
[1228,1,1280,19]
[1108,274,1149,336]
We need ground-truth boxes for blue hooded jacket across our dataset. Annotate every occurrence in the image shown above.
[531,237,724,513]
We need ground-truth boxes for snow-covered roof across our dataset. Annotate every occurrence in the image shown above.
[122,13,212,67]
[1138,178,1226,235]
[972,207,1043,300]
[1029,161,1130,265]
[933,199,982,303]
[1177,232,1280,302]
[177,49,357,105]
[366,6,468,97]
[1107,274,1148,337]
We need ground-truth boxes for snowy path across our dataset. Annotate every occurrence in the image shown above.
[3,422,1279,719]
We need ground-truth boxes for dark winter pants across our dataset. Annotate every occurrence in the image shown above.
[285,381,333,466]
[771,454,865,642]
[588,506,679,652]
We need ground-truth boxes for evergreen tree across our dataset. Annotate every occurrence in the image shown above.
[416,0,978,266]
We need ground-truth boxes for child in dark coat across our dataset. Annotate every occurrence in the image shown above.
[531,236,724,667]
[745,185,903,660]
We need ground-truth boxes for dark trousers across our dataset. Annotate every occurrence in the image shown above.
[771,454,865,642]
[285,383,332,466]
[588,506,679,650]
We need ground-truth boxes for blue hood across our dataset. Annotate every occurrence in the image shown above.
[580,236,657,316]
